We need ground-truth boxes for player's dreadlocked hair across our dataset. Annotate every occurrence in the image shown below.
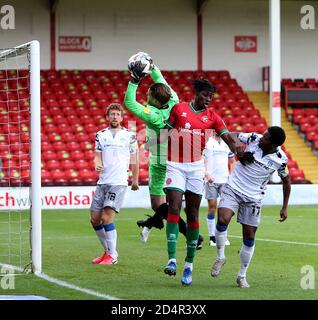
[149,83,172,107]
[268,126,286,146]
[192,79,216,94]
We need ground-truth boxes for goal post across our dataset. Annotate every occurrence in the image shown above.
[0,40,41,274]
[30,40,41,274]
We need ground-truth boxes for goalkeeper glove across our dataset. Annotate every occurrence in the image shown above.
[129,61,147,84]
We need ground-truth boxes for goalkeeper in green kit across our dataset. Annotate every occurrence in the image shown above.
[124,52,203,249]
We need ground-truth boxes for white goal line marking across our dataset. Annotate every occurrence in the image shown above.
[0,263,120,300]
[228,235,318,246]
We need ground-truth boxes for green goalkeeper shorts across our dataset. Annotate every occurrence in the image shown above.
[149,163,167,196]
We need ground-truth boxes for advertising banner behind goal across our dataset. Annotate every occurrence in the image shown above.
[0,185,318,210]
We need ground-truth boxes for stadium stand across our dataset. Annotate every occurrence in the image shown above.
[0,69,307,187]
[281,78,318,172]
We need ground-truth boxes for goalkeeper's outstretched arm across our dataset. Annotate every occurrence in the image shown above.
[124,81,162,127]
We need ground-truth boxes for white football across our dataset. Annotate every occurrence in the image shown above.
[128,52,153,75]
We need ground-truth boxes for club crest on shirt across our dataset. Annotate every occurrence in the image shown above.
[185,122,191,129]
[181,112,187,117]
[201,116,209,123]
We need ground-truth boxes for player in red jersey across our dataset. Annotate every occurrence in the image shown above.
[154,79,244,286]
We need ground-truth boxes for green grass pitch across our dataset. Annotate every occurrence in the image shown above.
[0,206,317,300]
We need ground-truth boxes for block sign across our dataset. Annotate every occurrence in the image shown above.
[234,36,257,52]
[59,36,92,52]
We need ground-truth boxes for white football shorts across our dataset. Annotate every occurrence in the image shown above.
[164,160,205,195]
[218,183,262,227]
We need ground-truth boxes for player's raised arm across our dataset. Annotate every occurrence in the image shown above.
[124,80,161,124]
[124,53,163,126]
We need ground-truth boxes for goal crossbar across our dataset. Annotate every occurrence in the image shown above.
[0,42,32,62]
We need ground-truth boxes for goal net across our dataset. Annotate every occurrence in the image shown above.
[0,41,41,274]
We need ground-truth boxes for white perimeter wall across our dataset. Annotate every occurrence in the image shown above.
[204,0,318,90]
[0,0,317,89]
[0,0,50,68]
[56,0,197,70]
[281,1,318,81]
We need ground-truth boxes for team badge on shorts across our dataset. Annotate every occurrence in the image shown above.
[166,178,172,185]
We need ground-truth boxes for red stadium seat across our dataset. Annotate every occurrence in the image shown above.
[79,169,98,184]
[254,123,267,134]
[289,168,305,179]
[80,141,94,151]
[60,132,75,143]
[56,150,70,160]
[70,150,84,161]
[74,159,89,169]
[51,170,68,185]
[65,114,79,125]
[42,150,58,161]
[64,169,80,181]
[71,123,85,134]
[41,169,51,180]
[291,175,307,184]
[66,141,80,151]
[85,123,98,134]
[46,160,61,170]
[47,133,61,143]
[43,123,58,134]
[80,114,92,125]
[75,132,90,142]
[52,141,67,151]
[287,160,299,170]
[41,141,51,152]
[61,160,75,171]
[306,131,318,143]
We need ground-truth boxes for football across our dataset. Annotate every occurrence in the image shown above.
[128,52,153,76]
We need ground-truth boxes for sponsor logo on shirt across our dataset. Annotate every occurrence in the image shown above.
[254,158,271,170]
[180,128,204,136]
[143,107,151,114]
[181,112,187,117]
[185,122,191,129]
